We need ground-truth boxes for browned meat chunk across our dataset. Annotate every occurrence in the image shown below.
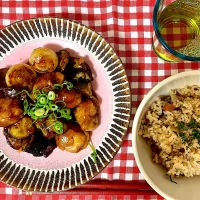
[55,88,82,108]
[56,124,89,153]
[74,99,99,131]
[0,98,23,127]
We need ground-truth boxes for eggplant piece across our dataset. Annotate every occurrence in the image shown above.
[64,57,93,82]
[25,131,56,157]
[5,63,37,91]
[35,119,56,140]
[55,124,89,153]
[4,128,35,151]
[56,49,71,72]
[7,116,35,139]
[74,71,92,82]
[72,58,93,82]
[74,82,93,97]
[0,98,23,127]
[29,47,58,73]
[0,68,9,88]
[55,88,82,109]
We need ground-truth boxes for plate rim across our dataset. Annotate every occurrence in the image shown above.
[0,17,131,192]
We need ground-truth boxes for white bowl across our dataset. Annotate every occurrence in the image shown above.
[132,70,200,200]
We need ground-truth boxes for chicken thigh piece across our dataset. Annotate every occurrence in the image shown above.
[74,99,99,131]
[0,98,23,127]
[56,124,89,153]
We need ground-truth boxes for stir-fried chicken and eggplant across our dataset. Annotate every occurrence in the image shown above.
[0,47,99,158]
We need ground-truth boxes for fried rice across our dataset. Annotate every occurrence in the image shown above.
[139,85,200,178]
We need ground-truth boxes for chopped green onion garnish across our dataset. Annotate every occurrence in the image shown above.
[38,95,47,105]
[28,119,38,128]
[44,108,49,116]
[54,121,63,134]
[49,104,58,111]
[65,82,73,90]
[16,89,33,101]
[54,81,73,90]
[33,87,41,99]
[23,99,29,115]
[55,100,66,107]
[60,108,70,115]
[54,84,63,90]
[89,141,97,163]
[34,108,45,117]
[17,83,72,122]
[59,108,72,120]
[48,91,56,100]
[42,86,51,93]
[28,108,37,120]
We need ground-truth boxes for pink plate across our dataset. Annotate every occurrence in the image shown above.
[0,18,131,192]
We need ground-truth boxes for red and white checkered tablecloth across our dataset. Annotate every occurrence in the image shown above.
[1,0,199,199]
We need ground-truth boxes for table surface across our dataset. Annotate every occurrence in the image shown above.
[0,0,196,199]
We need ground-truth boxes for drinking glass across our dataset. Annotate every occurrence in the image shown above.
[153,0,200,62]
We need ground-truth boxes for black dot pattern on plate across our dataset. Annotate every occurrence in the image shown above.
[13,23,26,42]
[51,19,57,38]
[111,124,125,133]
[23,21,35,39]
[99,146,112,160]
[75,24,82,43]
[110,128,124,138]
[20,22,30,41]
[6,25,21,43]
[17,168,30,189]
[1,30,15,48]
[29,171,40,191]
[23,169,35,191]
[70,167,75,188]
[88,157,99,177]
[59,169,65,191]
[105,137,118,151]
[63,168,70,189]
[0,38,9,52]
[102,141,115,157]
[79,163,87,183]
[0,17,131,192]
[10,166,26,187]
[36,171,46,191]
[71,22,77,41]
[87,32,98,51]
[75,164,81,186]
[114,113,129,120]
[54,170,60,191]
[83,159,92,180]
[57,19,62,38]
[111,71,126,81]
[40,19,48,36]
[35,19,44,37]
[48,171,55,192]
[28,21,39,38]
[0,158,9,178]
[115,108,130,116]
[67,20,72,40]
[1,162,14,183]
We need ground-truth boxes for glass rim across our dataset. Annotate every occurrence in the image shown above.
[153,0,200,61]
